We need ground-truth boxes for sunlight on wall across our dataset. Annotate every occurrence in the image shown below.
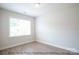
[9,17,31,37]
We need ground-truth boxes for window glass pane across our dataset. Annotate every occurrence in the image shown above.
[9,17,31,37]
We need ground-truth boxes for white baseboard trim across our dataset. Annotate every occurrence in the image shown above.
[36,40,79,53]
[0,40,34,51]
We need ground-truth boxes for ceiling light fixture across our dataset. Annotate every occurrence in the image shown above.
[34,3,40,7]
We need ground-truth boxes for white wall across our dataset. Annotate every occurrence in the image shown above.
[0,9,35,50]
[36,4,79,53]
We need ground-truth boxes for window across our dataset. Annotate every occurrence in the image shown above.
[9,17,31,37]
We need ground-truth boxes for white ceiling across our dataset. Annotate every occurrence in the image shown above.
[0,3,78,17]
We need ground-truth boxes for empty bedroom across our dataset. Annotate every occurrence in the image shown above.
[0,3,79,55]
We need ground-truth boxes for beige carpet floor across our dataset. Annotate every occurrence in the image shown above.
[0,41,78,55]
